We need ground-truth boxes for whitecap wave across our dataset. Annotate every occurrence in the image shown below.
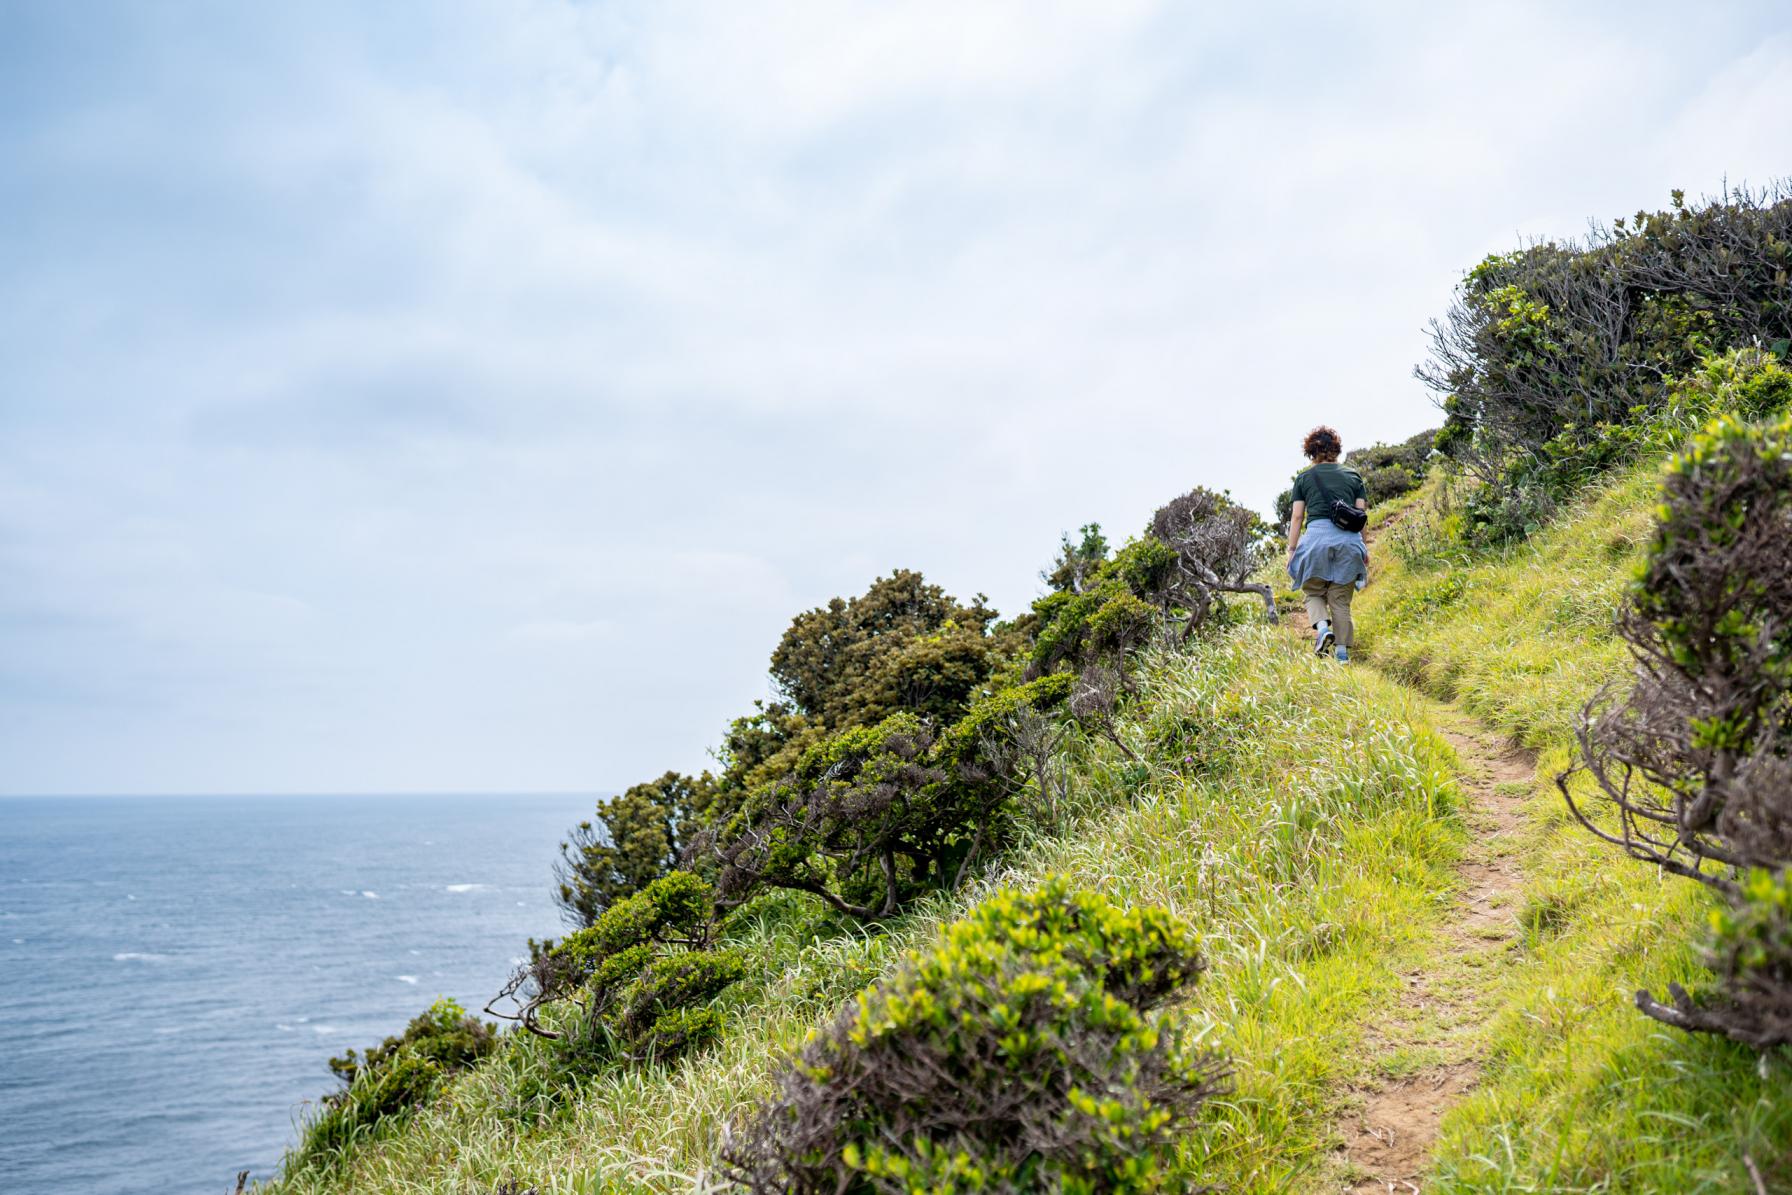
[396,974,418,984]
[311,1024,337,1035]
[360,891,379,899]
[113,952,169,963]
[444,883,488,893]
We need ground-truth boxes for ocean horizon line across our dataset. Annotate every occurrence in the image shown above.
[0,789,611,801]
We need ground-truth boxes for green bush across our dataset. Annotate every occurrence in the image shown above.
[492,871,745,1066]
[708,713,1004,921]
[1029,582,1156,679]
[769,569,1008,733]
[725,876,1226,1194]
[1694,868,1792,1048]
[294,998,497,1170]
[1421,186,1792,540]
[554,771,715,927]
[1565,408,1792,1045]
[1041,522,1112,595]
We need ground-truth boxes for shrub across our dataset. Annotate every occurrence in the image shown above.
[1419,184,1792,539]
[709,570,1020,815]
[327,996,498,1086]
[1668,868,1792,1049]
[1148,487,1275,632]
[1563,410,1792,1045]
[769,570,1006,733]
[554,771,715,926]
[708,714,1003,920]
[943,673,1078,833]
[1029,583,1158,679]
[489,871,745,1065]
[725,877,1226,1194]
[1041,522,1112,594]
[295,999,497,1170]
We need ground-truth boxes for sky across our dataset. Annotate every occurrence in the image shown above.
[2,1,1788,796]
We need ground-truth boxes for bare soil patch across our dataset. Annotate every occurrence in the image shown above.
[1336,718,1534,1192]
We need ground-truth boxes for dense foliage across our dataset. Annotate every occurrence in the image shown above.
[491,871,746,1064]
[554,771,714,927]
[769,569,1007,733]
[1041,523,1112,594]
[1032,488,1273,674]
[1419,185,1792,539]
[707,713,1004,921]
[295,999,496,1170]
[725,877,1225,1194]
[1564,391,1792,1045]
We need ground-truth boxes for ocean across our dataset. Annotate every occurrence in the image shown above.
[0,793,600,1195]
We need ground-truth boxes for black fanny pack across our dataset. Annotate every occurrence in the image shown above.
[1328,499,1367,532]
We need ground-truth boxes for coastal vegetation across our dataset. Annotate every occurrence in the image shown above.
[268,184,1792,1194]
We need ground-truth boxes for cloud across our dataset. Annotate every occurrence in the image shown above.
[1,0,1788,792]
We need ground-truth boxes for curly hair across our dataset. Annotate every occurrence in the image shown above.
[1302,426,1342,462]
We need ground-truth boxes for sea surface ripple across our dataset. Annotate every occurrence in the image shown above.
[0,793,596,1195]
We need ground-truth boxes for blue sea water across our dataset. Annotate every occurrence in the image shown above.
[0,793,599,1195]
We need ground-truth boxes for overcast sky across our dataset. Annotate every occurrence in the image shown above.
[2,2,1788,795]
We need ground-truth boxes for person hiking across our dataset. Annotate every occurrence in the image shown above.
[1285,425,1368,662]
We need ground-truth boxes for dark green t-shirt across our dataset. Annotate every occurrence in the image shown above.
[1291,462,1367,527]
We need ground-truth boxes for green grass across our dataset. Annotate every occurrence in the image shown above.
[261,631,1470,1194]
[1356,463,1792,1193]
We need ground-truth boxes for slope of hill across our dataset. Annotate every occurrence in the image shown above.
[263,627,1465,1192]
[1357,467,1792,1193]
[259,448,1788,1194]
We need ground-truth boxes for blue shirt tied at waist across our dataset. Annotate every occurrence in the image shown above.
[1287,516,1367,589]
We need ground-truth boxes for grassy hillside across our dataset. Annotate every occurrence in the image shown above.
[264,451,1792,1194]
[265,631,1473,1193]
[1355,466,1792,1193]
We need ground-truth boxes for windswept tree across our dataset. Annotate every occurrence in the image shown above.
[769,569,1004,732]
[706,713,1004,921]
[1418,184,1792,535]
[943,673,1078,833]
[1564,404,1792,1046]
[1149,487,1276,634]
[554,771,715,927]
[490,872,744,1063]
[1041,522,1111,594]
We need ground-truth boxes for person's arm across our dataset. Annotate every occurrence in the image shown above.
[1287,500,1305,561]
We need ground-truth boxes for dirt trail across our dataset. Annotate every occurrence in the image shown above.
[1283,515,1537,1189]
[1335,714,1534,1193]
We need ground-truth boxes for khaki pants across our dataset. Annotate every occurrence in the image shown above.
[1301,579,1355,648]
